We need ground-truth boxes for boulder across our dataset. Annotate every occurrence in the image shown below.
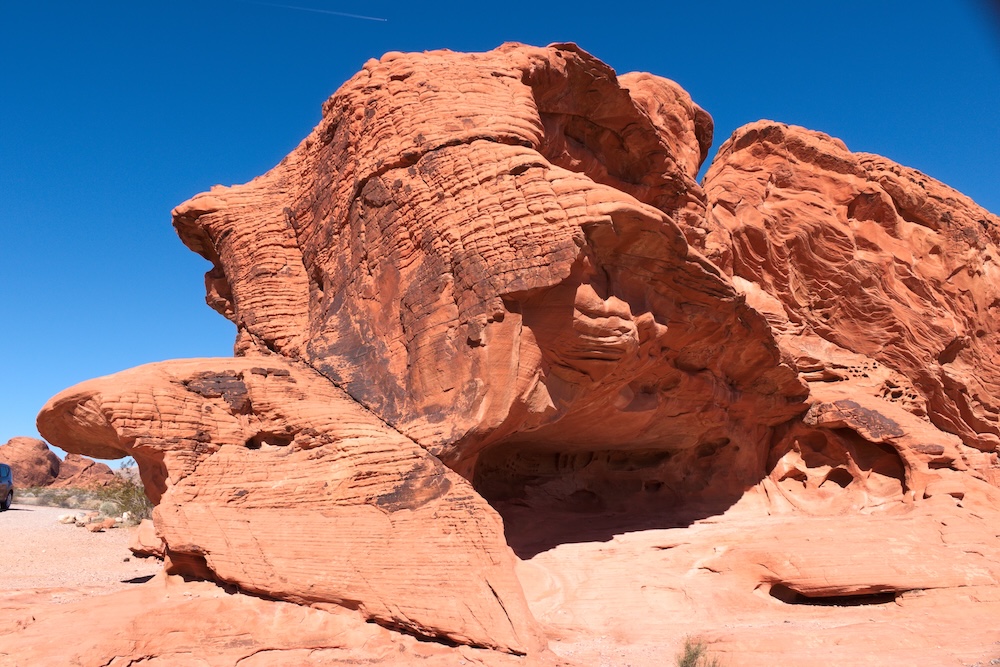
[128,519,165,559]
[0,436,59,487]
[38,357,542,655]
[703,120,1000,456]
[171,43,806,483]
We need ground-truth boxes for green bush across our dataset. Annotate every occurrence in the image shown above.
[94,475,153,525]
[15,472,152,523]
[678,638,722,667]
[98,500,120,517]
[16,487,99,510]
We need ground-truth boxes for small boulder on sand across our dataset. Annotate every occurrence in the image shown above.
[128,519,165,559]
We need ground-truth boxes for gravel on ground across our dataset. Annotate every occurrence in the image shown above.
[2,504,161,591]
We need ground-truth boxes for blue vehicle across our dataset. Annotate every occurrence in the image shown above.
[0,464,12,510]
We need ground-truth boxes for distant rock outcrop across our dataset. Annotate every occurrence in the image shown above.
[19,43,1000,666]
[50,453,116,488]
[0,437,114,488]
[0,437,60,487]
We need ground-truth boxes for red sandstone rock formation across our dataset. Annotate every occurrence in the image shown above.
[38,357,541,654]
[0,575,546,667]
[49,453,115,488]
[171,43,805,483]
[0,437,60,487]
[127,519,165,558]
[0,436,113,489]
[704,121,1000,456]
[15,43,1000,666]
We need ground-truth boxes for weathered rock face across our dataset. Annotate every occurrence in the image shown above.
[50,453,115,488]
[37,356,541,654]
[704,121,1000,457]
[171,43,806,482]
[0,576,545,667]
[0,437,60,487]
[0,437,113,489]
[25,43,1000,666]
[127,518,165,559]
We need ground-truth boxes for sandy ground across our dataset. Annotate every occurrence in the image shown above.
[1,504,161,592]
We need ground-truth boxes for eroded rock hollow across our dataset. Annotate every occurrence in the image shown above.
[30,43,1000,666]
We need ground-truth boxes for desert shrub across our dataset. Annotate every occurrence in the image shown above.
[15,475,152,519]
[98,500,120,517]
[678,638,722,667]
[95,475,152,525]
[39,488,74,507]
[15,487,100,509]
[13,488,36,505]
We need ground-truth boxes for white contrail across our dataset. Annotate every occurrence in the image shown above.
[240,0,388,21]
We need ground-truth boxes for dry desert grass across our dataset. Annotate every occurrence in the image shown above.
[15,473,152,524]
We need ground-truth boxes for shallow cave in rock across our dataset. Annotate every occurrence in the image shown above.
[244,431,294,449]
[767,583,902,607]
[766,423,909,512]
[471,439,762,558]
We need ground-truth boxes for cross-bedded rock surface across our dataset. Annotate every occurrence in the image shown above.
[14,43,1000,666]
[37,357,540,655]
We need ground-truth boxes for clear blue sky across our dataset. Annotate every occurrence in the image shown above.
[2,1,999,459]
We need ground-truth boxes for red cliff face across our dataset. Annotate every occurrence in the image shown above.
[24,44,1000,666]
